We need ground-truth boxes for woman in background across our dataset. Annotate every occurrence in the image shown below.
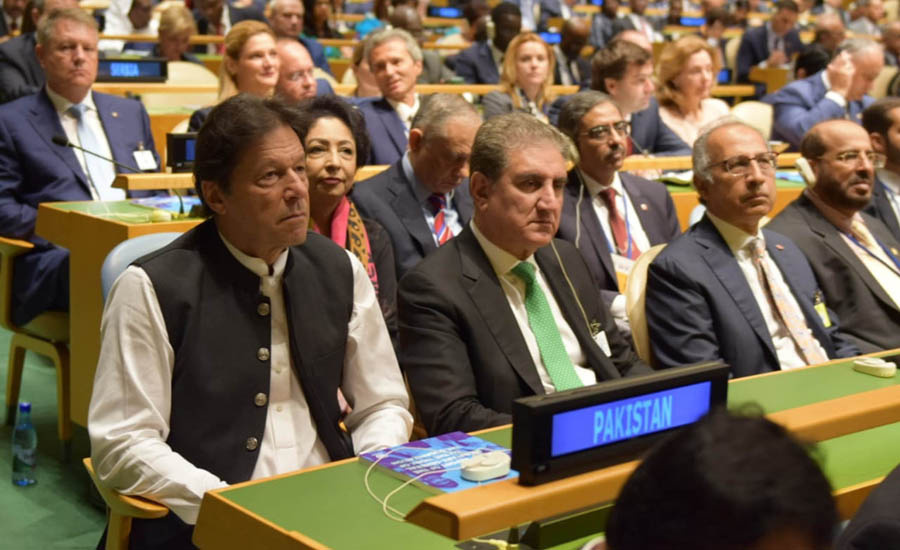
[482,32,555,122]
[656,35,729,146]
[188,21,279,131]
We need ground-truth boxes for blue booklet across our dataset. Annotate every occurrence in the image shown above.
[359,431,518,494]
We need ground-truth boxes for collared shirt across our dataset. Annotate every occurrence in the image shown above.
[403,152,463,244]
[489,40,504,76]
[45,85,125,201]
[3,12,21,33]
[760,21,792,69]
[707,212,824,370]
[821,70,848,109]
[387,93,420,135]
[88,234,411,525]
[470,220,599,393]
[205,4,232,54]
[579,170,652,255]
[552,44,580,87]
[628,14,659,42]
[876,168,900,230]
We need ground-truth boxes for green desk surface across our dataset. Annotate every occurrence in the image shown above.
[666,176,806,194]
[208,356,900,549]
[48,200,202,225]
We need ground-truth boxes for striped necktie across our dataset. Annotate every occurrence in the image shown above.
[511,261,584,391]
[427,193,452,245]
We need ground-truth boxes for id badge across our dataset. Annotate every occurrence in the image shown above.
[133,149,157,171]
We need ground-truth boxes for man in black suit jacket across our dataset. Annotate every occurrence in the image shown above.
[556,91,681,327]
[552,19,591,88]
[193,0,266,54]
[353,94,481,278]
[736,0,804,94]
[0,0,75,104]
[399,113,650,435]
[836,462,900,550]
[0,0,25,37]
[863,97,900,243]
[767,119,900,352]
[450,2,520,84]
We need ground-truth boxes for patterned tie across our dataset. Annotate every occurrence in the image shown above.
[749,239,829,365]
[427,193,452,245]
[599,187,640,259]
[511,262,583,391]
[68,103,116,200]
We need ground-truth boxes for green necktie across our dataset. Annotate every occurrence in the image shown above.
[511,262,584,391]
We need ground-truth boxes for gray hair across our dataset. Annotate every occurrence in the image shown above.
[471,112,577,182]
[268,0,300,15]
[410,93,481,141]
[557,90,619,141]
[364,28,423,65]
[836,37,882,57]
[692,116,768,184]
[37,7,96,46]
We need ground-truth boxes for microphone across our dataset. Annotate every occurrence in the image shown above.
[52,135,142,174]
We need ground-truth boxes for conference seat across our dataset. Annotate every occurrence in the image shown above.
[731,100,774,140]
[83,457,169,550]
[625,244,667,366]
[724,37,741,81]
[139,61,218,110]
[870,65,899,99]
[0,236,71,460]
[101,233,183,301]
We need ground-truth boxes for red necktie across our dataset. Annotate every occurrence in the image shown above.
[599,188,640,259]
[428,194,452,246]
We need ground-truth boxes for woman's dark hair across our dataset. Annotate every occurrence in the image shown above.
[296,95,371,169]
[606,406,838,550]
[193,94,305,203]
[302,0,337,38]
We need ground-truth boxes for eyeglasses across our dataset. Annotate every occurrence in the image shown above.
[708,153,778,176]
[583,121,630,140]
[818,150,886,168]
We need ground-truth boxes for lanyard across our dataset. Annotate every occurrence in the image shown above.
[601,188,635,258]
[844,231,900,274]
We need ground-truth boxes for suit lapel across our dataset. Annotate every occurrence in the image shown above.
[452,183,474,223]
[695,217,777,359]
[873,179,900,241]
[388,163,438,256]
[28,91,89,193]
[377,98,408,157]
[457,229,545,394]
[621,173,662,244]
[567,171,618,289]
[536,246,621,381]
[94,92,137,174]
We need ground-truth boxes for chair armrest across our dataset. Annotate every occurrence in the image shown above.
[83,458,169,520]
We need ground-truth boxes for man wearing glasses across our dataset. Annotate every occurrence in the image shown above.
[556,91,681,336]
[646,118,859,378]
[767,119,900,352]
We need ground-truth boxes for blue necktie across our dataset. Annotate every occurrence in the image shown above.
[68,103,116,199]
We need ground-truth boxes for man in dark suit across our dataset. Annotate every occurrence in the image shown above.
[353,94,480,278]
[765,38,883,149]
[590,38,691,155]
[612,0,662,42]
[267,0,333,76]
[0,8,159,326]
[0,0,25,37]
[836,463,900,550]
[275,38,334,102]
[863,98,900,243]
[399,113,650,435]
[356,28,423,166]
[589,0,620,48]
[646,119,859,378]
[556,91,680,327]
[553,18,591,88]
[767,119,900,352]
[736,0,804,92]
[451,2,520,84]
[388,5,455,84]
[0,0,76,104]
[193,0,266,54]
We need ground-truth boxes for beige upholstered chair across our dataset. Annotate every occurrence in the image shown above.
[625,244,667,366]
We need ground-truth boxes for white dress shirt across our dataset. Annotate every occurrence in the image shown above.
[821,71,849,110]
[707,213,826,370]
[876,168,900,231]
[88,234,411,524]
[387,94,420,136]
[840,215,900,309]
[45,86,125,201]
[471,221,600,393]
[403,152,463,243]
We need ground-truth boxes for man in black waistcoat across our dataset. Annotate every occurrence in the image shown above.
[87,95,412,550]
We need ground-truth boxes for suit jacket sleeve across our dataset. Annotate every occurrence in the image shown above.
[653,118,692,156]
[364,217,399,349]
[645,254,724,368]
[772,83,845,148]
[736,33,758,83]
[0,52,40,105]
[452,51,477,84]
[482,91,513,120]
[0,110,36,238]
[398,268,512,435]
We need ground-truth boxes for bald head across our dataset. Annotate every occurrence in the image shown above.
[276,39,317,102]
[561,18,590,59]
[884,21,900,56]
[614,29,652,53]
[802,120,878,215]
[268,0,303,38]
[814,12,845,53]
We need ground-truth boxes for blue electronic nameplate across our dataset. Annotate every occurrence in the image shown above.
[680,16,705,26]
[110,61,140,77]
[428,6,461,17]
[551,381,711,457]
[539,32,561,44]
[184,139,196,162]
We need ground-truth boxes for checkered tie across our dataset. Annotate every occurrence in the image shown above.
[428,193,452,246]
[749,239,828,365]
[511,261,583,391]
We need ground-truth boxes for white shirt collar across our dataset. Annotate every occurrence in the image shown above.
[707,211,764,256]
[579,169,623,199]
[821,70,832,90]
[470,219,536,278]
[219,231,289,278]
[46,85,93,115]
[387,93,419,126]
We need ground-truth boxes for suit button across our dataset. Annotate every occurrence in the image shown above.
[254,392,268,407]
[257,302,270,316]
[245,437,259,451]
[257,347,270,361]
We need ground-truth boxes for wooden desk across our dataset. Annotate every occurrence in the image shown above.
[94,82,217,97]
[148,112,191,164]
[35,202,202,426]
[749,66,791,95]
